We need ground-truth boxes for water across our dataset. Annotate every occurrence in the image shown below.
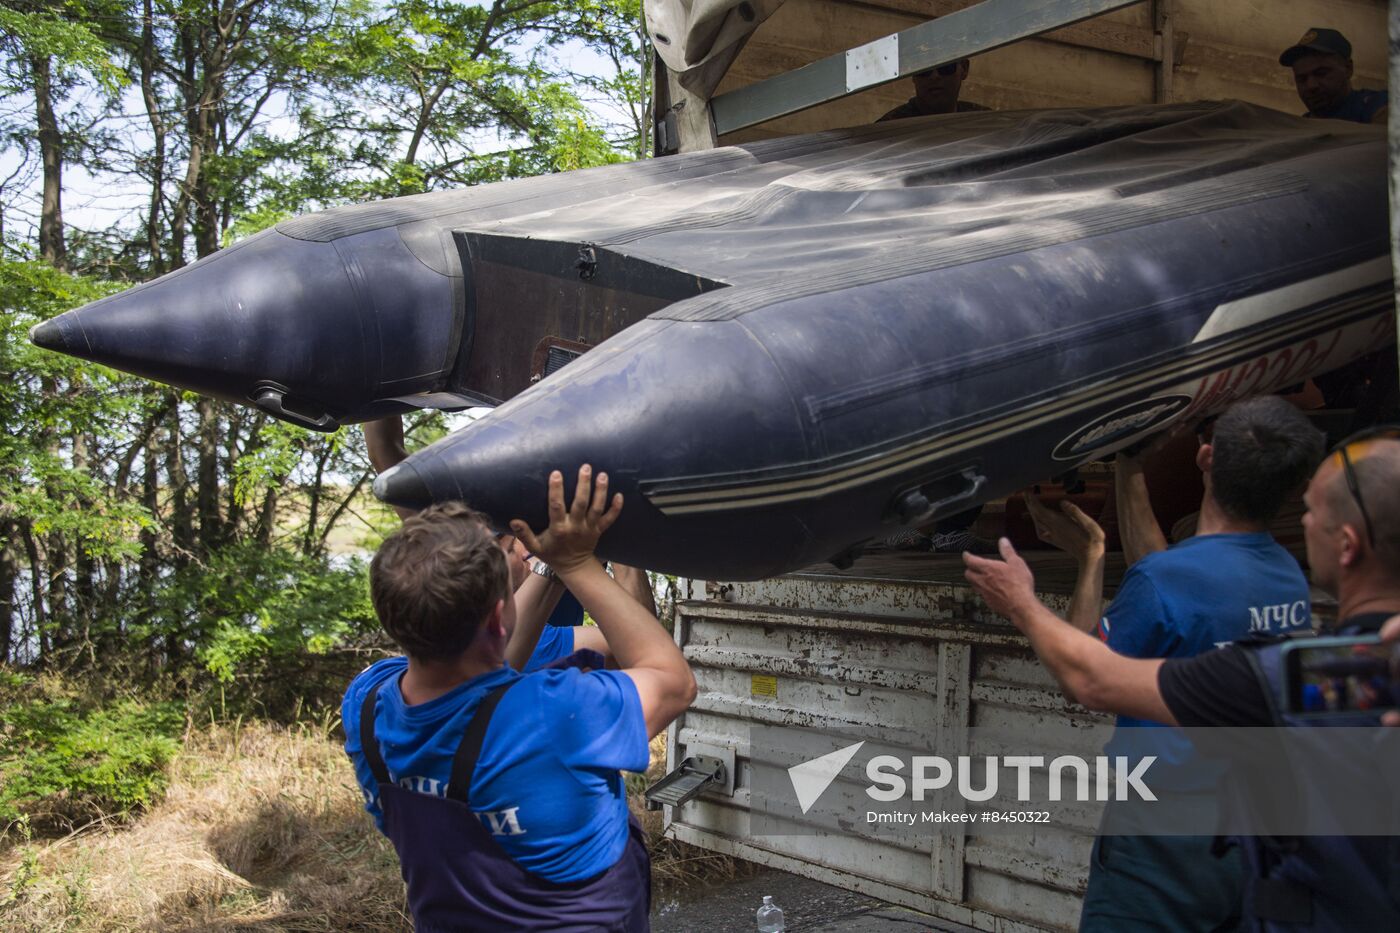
[757,894,785,931]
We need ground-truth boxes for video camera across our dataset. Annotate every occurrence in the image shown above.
[1282,635,1400,718]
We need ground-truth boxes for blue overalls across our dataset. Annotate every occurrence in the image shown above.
[359,652,652,932]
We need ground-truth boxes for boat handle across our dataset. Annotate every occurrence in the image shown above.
[252,384,339,432]
[894,468,987,526]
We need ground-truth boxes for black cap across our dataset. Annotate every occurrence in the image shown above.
[1279,28,1352,66]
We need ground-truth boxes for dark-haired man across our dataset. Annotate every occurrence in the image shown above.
[965,430,1400,931]
[878,59,989,121]
[342,466,696,929]
[1280,27,1388,125]
[1020,396,1325,932]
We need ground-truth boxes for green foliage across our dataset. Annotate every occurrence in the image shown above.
[231,418,332,507]
[547,0,653,157]
[0,3,127,94]
[220,204,294,248]
[189,544,377,688]
[0,673,182,833]
[0,0,648,711]
[0,260,154,561]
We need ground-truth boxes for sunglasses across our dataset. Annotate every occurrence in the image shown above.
[1329,424,1400,549]
[915,62,961,79]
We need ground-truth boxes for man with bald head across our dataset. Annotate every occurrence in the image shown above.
[964,426,1400,929]
[1280,28,1388,125]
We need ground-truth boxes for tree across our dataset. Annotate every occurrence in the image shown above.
[0,0,650,691]
[0,0,127,267]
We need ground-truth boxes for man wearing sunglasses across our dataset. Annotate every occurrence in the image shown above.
[877,59,988,122]
[964,425,1400,931]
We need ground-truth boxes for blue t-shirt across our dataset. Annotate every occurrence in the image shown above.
[341,657,648,883]
[521,624,574,673]
[1307,88,1388,124]
[1098,532,1310,774]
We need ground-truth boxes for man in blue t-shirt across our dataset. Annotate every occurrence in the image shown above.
[1279,28,1388,125]
[965,436,1400,932]
[1020,396,1324,932]
[342,465,696,928]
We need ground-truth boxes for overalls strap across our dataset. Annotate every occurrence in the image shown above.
[447,683,514,802]
[359,684,391,784]
[359,679,516,798]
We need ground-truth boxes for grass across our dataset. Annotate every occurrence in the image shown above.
[0,719,749,931]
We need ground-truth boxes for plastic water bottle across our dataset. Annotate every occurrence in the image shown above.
[756,895,785,932]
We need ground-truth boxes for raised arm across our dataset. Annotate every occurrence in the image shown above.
[611,564,656,616]
[569,563,650,665]
[512,467,696,738]
[364,415,414,520]
[503,568,566,671]
[1114,450,1169,565]
[1023,493,1105,633]
[964,539,1175,724]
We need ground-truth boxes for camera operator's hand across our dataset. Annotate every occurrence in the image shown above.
[1381,614,1400,726]
[511,465,622,575]
[1377,616,1400,728]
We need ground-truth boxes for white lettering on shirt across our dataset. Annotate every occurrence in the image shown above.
[1247,600,1310,635]
[478,807,527,836]
[398,775,443,796]
[391,775,528,836]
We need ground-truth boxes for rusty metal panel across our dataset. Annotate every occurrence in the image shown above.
[664,571,1111,932]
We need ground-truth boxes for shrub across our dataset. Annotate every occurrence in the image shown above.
[0,673,182,836]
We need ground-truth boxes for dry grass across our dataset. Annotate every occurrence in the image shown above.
[0,718,410,932]
[0,723,752,932]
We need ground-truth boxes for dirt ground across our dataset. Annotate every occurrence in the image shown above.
[653,865,962,932]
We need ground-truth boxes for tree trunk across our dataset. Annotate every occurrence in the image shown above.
[169,20,200,269]
[19,522,49,664]
[32,55,66,269]
[0,530,16,664]
[44,530,70,661]
[255,486,279,546]
[196,397,223,552]
[139,0,168,274]
[72,428,98,668]
[166,399,195,563]
[223,407,248,540]
[139,436,160,601]
[303,445,331,556]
